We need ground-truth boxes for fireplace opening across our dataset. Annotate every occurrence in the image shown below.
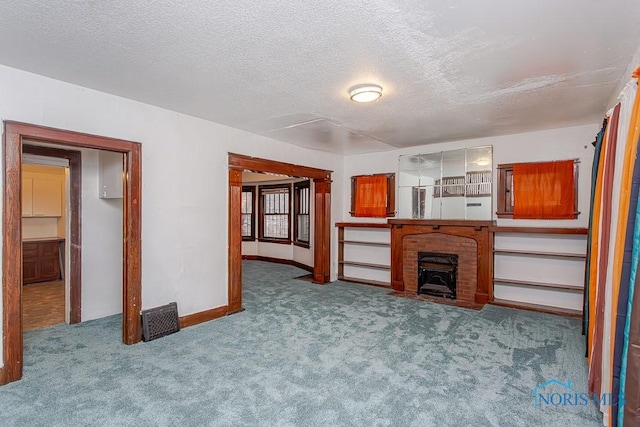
[417,252,458,299]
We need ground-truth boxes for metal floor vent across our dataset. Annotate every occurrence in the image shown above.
[141,302,180,342]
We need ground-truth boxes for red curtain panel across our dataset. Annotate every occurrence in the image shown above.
[513,160,575,219]
[354,175,388,217]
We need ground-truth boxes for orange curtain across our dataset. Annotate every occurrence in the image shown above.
[354,175,388,217]
[513,160,575,219]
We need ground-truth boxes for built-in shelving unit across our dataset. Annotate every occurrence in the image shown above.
[490,226,588,317]
[493,249,586,259]
[336,222,391,288]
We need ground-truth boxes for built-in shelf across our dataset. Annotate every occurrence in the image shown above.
[493,278,583,292]
[338,276,392,289]
[491,227,588,316]
[338,261,390,270]
[490,298,582,318]
[489,226,588,235]
[493,249,586,259]
[336,222,391,288]
[338,240,390,247]
[335,222,391,229]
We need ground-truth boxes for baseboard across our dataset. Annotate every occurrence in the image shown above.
[241,255,313,272]
[179,305,228,329]
[227,306,246,315]
[489,299,582,318]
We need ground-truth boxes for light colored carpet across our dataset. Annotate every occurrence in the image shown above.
[0,260,601,426]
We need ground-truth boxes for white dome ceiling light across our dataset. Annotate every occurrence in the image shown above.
[349,84,383,103]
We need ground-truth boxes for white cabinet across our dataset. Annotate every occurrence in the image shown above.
[22,176,62,217]
[98,151,123,199]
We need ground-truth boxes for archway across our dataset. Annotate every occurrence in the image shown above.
[227,153,332,313]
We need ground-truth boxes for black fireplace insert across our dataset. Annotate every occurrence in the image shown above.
[417,252,458,299]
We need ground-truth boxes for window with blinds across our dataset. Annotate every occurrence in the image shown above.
[241,186,255,240]
[294,181,310,246]
[259,185,290,241]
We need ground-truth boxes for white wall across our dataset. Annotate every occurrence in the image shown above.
[79,148,124,321]
[342,124,599,310]
[0,64,344,367]
[343,124,598,227]
[22,218,58,239]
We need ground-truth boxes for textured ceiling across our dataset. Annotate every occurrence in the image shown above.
[1,1,639,154]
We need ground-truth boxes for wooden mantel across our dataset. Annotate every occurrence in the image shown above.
[388,219,495,228]
[389,219,496,304]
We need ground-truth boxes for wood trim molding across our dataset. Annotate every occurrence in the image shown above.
[241,185,256,241]
[2,127,21,385]
[313,177,331,283]
[257,183,292,242]
[489,299,582,318]
[228,169,243,315]
[350,173,395,217]
[122,144,142,344]
[2,121,143,385]
[228,153,332,180]
[490,226,588,235]
[241,255,313,273]
[22,144,82,324]
[387,219,494,227]
[335,222,391,229]
[228,154,332,316]
[496,161,580,219]
[179,305,228,329]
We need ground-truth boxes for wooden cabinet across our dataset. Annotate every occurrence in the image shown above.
[22,176,62,217]
[22,240,62,284]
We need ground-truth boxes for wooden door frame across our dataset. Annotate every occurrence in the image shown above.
[1,121,142,385]
[22,144,82,324]
[228,153,332,314]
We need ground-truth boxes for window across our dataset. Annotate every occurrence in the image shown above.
[350,173,395,218]
[294,181,310,247]
[497,160,579,219]
[241,186,255,241]
[259,184,290,242]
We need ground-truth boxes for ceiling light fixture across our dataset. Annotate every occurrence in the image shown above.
[349,84,383,103]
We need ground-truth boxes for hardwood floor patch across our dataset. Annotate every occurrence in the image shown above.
[22,280,65,332]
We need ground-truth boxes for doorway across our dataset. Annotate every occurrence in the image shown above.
[21,144,81,329]
[227,153,332,314]
[21,161,67,331]
[1,121,142,385]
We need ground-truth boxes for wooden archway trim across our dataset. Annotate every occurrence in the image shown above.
[227,153,332,314]
[22,144,82,324]
[1,121,142,385]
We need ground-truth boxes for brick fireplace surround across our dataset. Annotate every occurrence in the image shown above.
[389,220,495,305]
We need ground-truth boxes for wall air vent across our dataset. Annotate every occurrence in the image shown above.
[141,302,180,342]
